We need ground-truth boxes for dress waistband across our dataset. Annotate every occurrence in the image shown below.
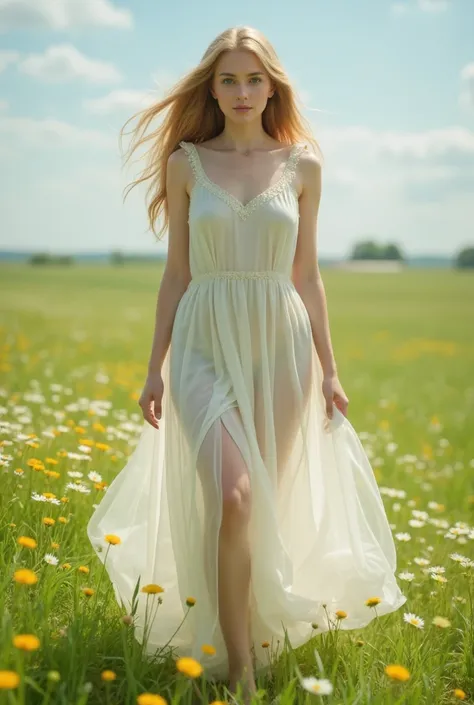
[190,270,291,284]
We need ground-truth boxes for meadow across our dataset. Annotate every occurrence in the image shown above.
[0,263,473,705]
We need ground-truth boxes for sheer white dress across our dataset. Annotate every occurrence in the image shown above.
[87,141,406,680]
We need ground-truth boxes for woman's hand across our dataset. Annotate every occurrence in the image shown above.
[322,373,349,419]
[138,372,164,429]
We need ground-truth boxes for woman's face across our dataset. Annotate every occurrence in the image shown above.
[211,49,275,122]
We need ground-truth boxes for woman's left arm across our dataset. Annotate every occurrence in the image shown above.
[291,150,349,419]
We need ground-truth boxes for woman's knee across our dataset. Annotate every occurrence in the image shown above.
[220,482,251,535]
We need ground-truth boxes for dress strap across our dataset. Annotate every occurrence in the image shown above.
[179,141,204,184]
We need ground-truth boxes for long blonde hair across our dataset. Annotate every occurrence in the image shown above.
[120,25,323,240]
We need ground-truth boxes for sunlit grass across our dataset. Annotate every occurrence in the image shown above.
[0,264,473,704]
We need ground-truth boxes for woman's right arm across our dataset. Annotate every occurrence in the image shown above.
[139,147,191,428]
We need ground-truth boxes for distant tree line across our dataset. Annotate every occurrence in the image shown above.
[25,244,474,269]
[29,253,74,266]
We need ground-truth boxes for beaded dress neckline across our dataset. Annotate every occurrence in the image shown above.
[179,141,307,220]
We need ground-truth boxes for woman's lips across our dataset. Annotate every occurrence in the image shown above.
[234,107,252,111]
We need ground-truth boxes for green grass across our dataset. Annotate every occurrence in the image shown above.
[0,263,473,705]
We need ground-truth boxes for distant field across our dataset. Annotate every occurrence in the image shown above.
[0,263,473,704]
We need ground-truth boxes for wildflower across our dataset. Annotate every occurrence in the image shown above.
[384,664,410,682]
[201,644,216,655]
[141,584,164,594]
[365,597,381,608]
[105,534,121,545]
[300,677,334,695]
[429,565,445,574]
[43,517,55,526]
[453,689,466,700]
[13,568,38,585]
[395,533,411,542]
[261,641,270,648]
[403,613,424,629]
[101,670,117,682]
[12,634,41,651]
[51,542,60,549]
[431,574,448,583]
[61,563,71,570]
[176,657,203,678]
[78,566,90,574]
[81,587,94,597]
[88,471,103,482]
[0,671,20,690]
[432,616,451,628]
[44,553,59,566]
[414,557,430,566]
[398,572,415,581]
[17,536,37,549]
[335,610,347,620]
[186,597,196,607]
[137,695,167,705]
[355,639,365,647]
[58,517,68,524]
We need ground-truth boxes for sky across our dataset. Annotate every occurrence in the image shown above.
[0,0,473,258]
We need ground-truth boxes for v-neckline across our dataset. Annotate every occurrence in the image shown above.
[180,141,304,219]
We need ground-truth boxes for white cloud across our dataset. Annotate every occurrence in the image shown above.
[391,0,450,15]
[0,49,19,72]
[18,44,122,84]
[0,0,133,31]
[460,63,474,113]
[0,115,114,149]
[84,89,156,115]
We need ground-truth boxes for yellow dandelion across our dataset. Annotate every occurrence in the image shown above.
[0,671,20,690]
[12,634,41,651]
[141,584,164,594]
[201,644,216,656]
[43,517,55,526]
[335,610,347,620]
[51,542,60,550]
[101,670,117,682]
[60,497,69,503]
[432,616,451,628]
[44,470,61,479]
[81,587,95,597]
[384,665,411,682]
[45,458,58,465]
[355,640,365,647]
[105,534,121,545]
[13,568,38,585]
[61,563,71,570]
[17,536,37,549]
[96,442,110,451]
[176,657,203,678]
[137,694,168,705]
[365,597,381,608]
[58,517,68,524]
[42,492,56,500]
[78,566,90,574]
[454,689,466,700]
[186,597,196,607]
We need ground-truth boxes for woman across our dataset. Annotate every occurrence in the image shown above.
[87,25,406,701]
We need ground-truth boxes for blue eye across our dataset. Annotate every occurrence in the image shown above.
[221,77,262,84]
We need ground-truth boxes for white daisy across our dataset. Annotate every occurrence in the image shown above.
[65,482,91,494]
[414,557,430,566]
[67,471,83,478]
[300,677,333,696]
[395,532,411,542]
[403,612,424,629]
[431,574,448,583]
[88,471,102,483]
[44,553,59,566]
[429,566,445,574]
[398,572,415,582]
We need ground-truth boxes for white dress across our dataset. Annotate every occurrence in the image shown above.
[87,141,406,681]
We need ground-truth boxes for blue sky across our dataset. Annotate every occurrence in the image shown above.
[0,0,473,257]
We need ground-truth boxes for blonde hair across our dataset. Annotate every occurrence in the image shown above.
[120,25,323,240]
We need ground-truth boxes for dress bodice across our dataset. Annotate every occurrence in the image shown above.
[179,141,307,282]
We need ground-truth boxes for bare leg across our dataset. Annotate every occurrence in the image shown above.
[217,419,257,700]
